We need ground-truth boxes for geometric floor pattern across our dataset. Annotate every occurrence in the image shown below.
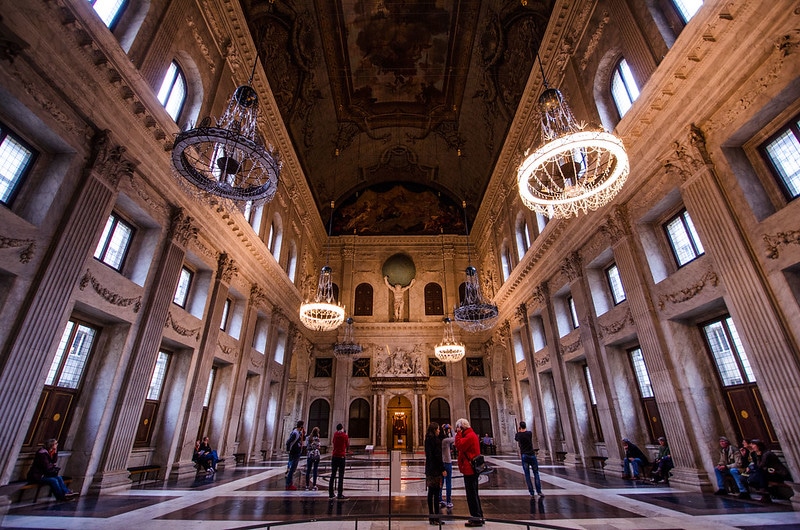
[3,455,798,529]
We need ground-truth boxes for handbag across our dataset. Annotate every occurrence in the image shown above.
[471,454,487,475]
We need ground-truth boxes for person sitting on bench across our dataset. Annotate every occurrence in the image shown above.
[27,439,76,502]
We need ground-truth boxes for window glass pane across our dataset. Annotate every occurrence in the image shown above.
[725,317,755,383]
[606,264,626,304]
[512,332,525,363]
[764,128,800,199]
[629,347,654,398]
[683,211,704,255]
[157,62,186,121]
[274,330,286,365]
[584,365,598,405]
[56,324,96,389]
[220,298,231,331]
[702,320,744,386]
[89,0,126,27]
[665,213,698,266]
[147,351,170,400]
[203,368,215,407]
[673,0,703,22]
[611,59,640,118]
[568,296,579,329]
[173,267,192,307]
[103,218,133,270]
[46,321,75,385]
[0,130,34,204]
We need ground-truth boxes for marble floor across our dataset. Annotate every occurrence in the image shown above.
[2,455,799,530]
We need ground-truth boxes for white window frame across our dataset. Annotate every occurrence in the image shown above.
[0,123,36,206]
[664,208,705,267]
[157,60,187,122]
[88,0,127,28]
[94,212,135,271]
[605,263,626,305]
[610,58,640,119]
[760,114,800,201]
[173,266,194,308]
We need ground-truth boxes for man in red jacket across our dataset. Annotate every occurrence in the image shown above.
[455,418,484,527]
[329,423,349,500]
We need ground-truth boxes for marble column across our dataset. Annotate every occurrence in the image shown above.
[0,131,133,483]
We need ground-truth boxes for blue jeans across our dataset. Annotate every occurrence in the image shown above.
[305,457,319,487]
[623,458,643,477]
[521,453,542,494]
[438,462,452,503]
[40,476,70,500]
[286,454,300,486]
[715,467,747,492]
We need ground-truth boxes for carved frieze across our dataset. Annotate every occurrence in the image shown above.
[531,282,548,305]
[534,352,550,368]
[514,302,527,325]
[90,130,137,187]
[658,271,719,310]
[560,251,582,282]
[600,205,631,243]
[661,125,708,183]
[216,253,238,283]
[79,269,141,312]
[0,235,35,263]
[169,207,198,247]
[598,308,633,339]
[560,338,581,355]
[579,11,610,71]
[763,229,800,259]
[164,311,201,341]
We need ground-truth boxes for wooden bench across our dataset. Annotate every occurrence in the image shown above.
[233,453,246,465]
[589,456,607,477]
[127,465,160,484]
[555,451,567,463]
[6,477,73,503]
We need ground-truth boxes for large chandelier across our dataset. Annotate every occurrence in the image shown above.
[517,59,629,219]
[299,198,345,332]
[172,64,281,205]
[334,317,363,359]
[453,197,498,333]
[435,317,466,363]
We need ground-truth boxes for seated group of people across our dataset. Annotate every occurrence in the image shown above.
[480,434,496,455]
[192,436,219,474]
[714,436,792,503]
[622,435,792,503]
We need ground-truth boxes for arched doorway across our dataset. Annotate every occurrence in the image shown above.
[386,394,412,452]
[469,398,493,440]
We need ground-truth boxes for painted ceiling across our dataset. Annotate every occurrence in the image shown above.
[242,0,554,235]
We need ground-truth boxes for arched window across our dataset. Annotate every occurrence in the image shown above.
[89,0,128,29]
[354,283,373,316]
[157,60,187,122]
[515,214,532,260]
[267,214,283,258]
[500,243,513,281]
[429,398,451,427]
[286,241,298,283]
[469,398,492,439]
[332,283,340,303]
[610,58,640,119]
[308,399,330,438]
[424,282,443,315]
[672,0,703,23]
[348,398,370,439]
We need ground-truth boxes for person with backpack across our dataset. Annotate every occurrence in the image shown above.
[285,420,304,490]
[305,426,321,490]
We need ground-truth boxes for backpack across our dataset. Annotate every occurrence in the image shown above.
[286,431,298,452]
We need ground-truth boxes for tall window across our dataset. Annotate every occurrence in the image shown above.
[628,346,664,441]
[605,264,626,305]
[0,123,36,206]
[197,366,216,440]
[611,58,640,118]
[220,298,232,331]
[664,209,704,267]
[25,319,98,448]
[701,315,777,445]
[583,364,604,441]
[424,282,443,315]
[673,0,703,22]
[94,212,134,271]
[157,61,186,122]
[309,399,330,438]
[135,350,170,447]
[348,398,370,438]
[760,114,800,201]
[501,244,513,280]
[274,329,287,365]
[88,0,127,28]
[286,242,298,282]
[512,331,525,363]
[567,295,580,329]
[173,266,193,308]
[516,216,532,259]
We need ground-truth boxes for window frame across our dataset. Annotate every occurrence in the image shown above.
[93,212,135,272]
[582,363,604,442]
[88,0,128,30]
[605,263,626,305]
[157,60,187,122]
[567,295,580,330]
[758,113,800,202]
[663,208,705,267]
[0,122,37,207]
[172,265,194,308]
[610,58,640,119]
[135,349,171,447]
[220,298,232,331]
[627,345,665,442]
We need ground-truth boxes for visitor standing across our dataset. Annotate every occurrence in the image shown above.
[425,422,446,525]
[285,420,304,490]
[455,418,484,527]
[514,421,543,497]
[305,426,321,490]
[439,423,455,508]
[329,423,349,500]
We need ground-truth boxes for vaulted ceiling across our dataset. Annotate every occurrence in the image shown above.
[242,0,554,235]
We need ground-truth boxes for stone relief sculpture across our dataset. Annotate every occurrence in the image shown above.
[374,344,425,377]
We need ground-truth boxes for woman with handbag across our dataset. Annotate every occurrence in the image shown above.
[455,418,484,527]
[425,422,446,525]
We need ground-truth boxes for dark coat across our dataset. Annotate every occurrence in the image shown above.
[27,447,59,483]
[425,433,445,477]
